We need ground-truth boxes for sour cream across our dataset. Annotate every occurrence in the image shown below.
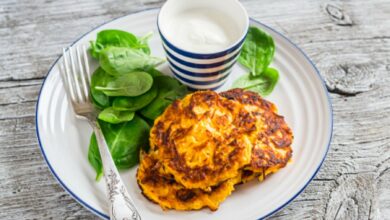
[164,9,239,53]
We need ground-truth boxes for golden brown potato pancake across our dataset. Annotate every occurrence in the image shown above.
[137,151,241,211]
[220,89,293,175]
[150,91,255,190]
[138,89,293,211]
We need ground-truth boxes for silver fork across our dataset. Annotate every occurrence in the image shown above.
[60,45,141,220]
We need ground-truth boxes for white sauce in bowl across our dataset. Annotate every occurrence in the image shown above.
[164,9,240,53]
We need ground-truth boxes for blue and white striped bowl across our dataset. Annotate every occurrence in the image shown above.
[157,0,249,90]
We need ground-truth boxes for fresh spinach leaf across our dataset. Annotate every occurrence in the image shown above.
[99,47,164,76]
[90,67,114,108]
[247,67,279,95]
[238,26,275,76]
[98,107,135,124]
[145,67,163,78]
[137,31,153,55]
[141,116,155,127]
[112,83,158,111]
[95,72,153,97]
[233,67,279,96]
[89,30,152,58]
[140,76,188,120]
[88,133,103,180]
[90,30,138,58]
[88,116,150,180]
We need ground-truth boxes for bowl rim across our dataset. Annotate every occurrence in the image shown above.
[157,0,249,58]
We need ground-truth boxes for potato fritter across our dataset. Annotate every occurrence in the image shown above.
[137,89,293,211]
[136,151,241,211]
[150,91,255,190]
[220,89,293,175]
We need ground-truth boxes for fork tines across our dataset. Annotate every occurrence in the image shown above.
[60,45,91,104]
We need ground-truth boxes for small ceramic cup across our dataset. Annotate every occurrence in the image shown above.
[158,0,249,90]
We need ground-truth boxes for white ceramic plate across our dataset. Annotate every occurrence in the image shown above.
[36,8,332,220]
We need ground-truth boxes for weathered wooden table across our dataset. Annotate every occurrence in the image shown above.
[1,0,389,219]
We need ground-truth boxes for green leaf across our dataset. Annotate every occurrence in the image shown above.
[233,67,279,96]
[142,116,155,127]
[88,133,103,180]
[95,72,153,97]
[140,76,188,120]
[99,47,165,76]
[89,30,151,59]
[87,116,150,180]
[112,83,158,111]
[90,67,115,108]
[98,107,135,124]
[145,67,163,78]
[137,31,153,55]
[90,42,102,59]
[238,26,275,76]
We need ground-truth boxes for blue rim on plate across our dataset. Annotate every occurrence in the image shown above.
[35,8,333,220]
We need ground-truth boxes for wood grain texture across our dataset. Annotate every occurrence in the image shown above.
[0,0,389,219]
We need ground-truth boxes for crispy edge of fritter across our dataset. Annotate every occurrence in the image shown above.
[240,165,288,184]
[136,151,240,211]
[220,89,293,170]
[220,89,277,113]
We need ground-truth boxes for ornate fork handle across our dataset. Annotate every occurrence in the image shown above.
[90,119,141,220]
[60,46,141,219]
